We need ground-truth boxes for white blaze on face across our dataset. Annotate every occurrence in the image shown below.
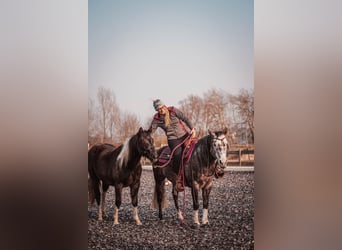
[213,135,228,166]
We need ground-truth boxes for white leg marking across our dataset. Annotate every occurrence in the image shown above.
[113,207,119,225]
[193,210,200,225]
[98,205,103,221]
[202,208,209,224]
[133,207,142,225]
[178,210,184,221]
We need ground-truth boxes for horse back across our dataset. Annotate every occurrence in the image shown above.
[88,144,118,181]
[88,143,142,187]
[88,143,116,165]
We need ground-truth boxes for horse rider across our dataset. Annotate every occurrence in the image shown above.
[149,99,196,190]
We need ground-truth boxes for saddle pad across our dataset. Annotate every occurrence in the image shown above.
[156,138,198,166]
[156,146,171,164]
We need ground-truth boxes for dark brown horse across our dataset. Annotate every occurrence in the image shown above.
[152,128,228,226]
[88,127,157,225]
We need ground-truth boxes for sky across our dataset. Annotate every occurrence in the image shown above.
[89,0,253,124]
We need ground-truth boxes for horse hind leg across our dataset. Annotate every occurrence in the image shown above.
[101,184,109,218]
[130,182,142,225]
[172,185,183,221]
[97,181,109,221]
[152,177,168,220]
[88,174,95,206]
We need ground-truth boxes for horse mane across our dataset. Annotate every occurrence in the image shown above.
[198,135,210,153]
[116,137,131,169]
[193,134,212,163]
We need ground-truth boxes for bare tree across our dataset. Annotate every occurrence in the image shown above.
[88,96,101,144]
[88,87,254,148]
[178,89,231,138]
[117,112,140,143]
[203,88,230,132]
[97,87,119,143]
[229,88,254,143]
[178,95,204,136]
[108,97,121,142]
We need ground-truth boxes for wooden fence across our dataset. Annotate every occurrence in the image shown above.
[228,148,254,166]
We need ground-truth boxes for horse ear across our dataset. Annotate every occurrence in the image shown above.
[138,127,143,134]
[147,127,152,134]
[223,127,228,135]
[208,129,213,136]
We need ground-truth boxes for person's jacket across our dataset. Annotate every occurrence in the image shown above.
[149,106,194,140]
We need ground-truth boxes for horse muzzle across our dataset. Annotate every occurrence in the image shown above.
[145,151,158,164]
[217,159,227,168]
[214,167,225,178]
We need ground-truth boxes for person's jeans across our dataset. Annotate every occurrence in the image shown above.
[168,133,189,174]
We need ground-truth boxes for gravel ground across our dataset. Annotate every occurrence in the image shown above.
[88,169,254,249]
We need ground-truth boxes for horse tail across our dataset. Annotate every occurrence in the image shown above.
[151,179,168,209]
[88,146,101,206]
[88,173,95,205]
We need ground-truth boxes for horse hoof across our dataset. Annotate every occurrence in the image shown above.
[191,224,200,229]
[201,223,210,228]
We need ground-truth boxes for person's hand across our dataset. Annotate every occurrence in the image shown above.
[190,128,196,138]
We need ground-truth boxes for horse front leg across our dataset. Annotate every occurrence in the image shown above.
[130,181,142,225]
[191,183,200,226]
[113,184,123,225]
[172,185,183,221]
[202,187,212,225]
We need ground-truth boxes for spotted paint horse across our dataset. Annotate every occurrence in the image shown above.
[152,128,229,226]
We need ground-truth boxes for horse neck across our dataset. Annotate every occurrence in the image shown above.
[116,134,142,170]
[126,135,142,166]
[197,136,216,167]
